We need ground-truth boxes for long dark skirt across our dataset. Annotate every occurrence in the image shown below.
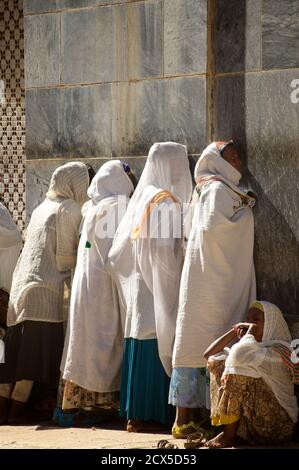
[0,320,64,386]
[120,337,174,426]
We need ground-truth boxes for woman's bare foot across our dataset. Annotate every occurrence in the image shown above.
[203,431,235,448]
[204,420,239,448]
[127,419,166,433]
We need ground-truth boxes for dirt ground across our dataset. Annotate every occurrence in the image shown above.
[0,421,184,449]
[1,421,299,449]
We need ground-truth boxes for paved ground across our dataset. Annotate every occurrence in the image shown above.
[1,421,299,449]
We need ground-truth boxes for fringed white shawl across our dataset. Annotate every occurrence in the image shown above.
[7,162,88,326]
[173,142,256,368]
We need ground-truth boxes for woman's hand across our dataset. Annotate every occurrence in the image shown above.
[233,322,258,340]
[204,328,237,360]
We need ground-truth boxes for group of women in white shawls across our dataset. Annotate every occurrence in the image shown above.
[0,141,297,447]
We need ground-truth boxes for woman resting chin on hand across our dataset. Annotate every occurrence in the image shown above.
[202,302,298,448]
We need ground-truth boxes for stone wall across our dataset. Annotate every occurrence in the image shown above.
[23,0,299,316]
[24,0,208,215]
[213,0,299,315]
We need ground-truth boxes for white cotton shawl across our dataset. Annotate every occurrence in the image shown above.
[108,143,192,376]
[7,162,89,326]
[0,203,22,293]
[47,161,88,206]
[173,142,256,368]
[223,301,298,423]
[61,160,134,393]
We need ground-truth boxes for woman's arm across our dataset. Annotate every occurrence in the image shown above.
[204,328,237,359]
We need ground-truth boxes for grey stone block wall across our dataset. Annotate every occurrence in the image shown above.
[24,0,208,211]
[26,155,147,221]
[214,0,299,316]
[23,0,298,316]
[24,13,60,87]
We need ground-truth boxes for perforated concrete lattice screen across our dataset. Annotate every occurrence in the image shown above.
[0,0,25,231]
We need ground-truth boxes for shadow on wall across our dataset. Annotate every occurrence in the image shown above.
[247,173,298,317]
[214,0,298,316]
[214,0,247,164]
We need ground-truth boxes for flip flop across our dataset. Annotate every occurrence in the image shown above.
[184,429,217,448]
[172,420,208,439]
[157,439,178,449]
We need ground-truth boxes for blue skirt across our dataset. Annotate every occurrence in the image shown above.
[120,338,174,425]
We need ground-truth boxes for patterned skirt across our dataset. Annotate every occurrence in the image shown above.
[208,359,295,445]
[57,378,119,411]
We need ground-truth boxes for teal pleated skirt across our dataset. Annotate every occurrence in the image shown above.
[120,338,174,425]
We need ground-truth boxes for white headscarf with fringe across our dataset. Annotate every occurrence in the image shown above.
[173,142,256,368]
[224,301,298,423]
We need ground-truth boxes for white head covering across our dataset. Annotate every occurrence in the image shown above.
[254,301,292,343]
[194,142,256,208]
[84,160,135,243]
[142,142,192,205]
[47,162,89,206]
[195,141,241,187]
[87,160,134,205]
[112,142,192,245]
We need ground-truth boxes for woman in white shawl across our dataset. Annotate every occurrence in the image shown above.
[0,203,22,338]
[203,301,298,448]
[108,142,192,432]
[56,161,135,424]
[0,162,89,425]
[170,141,256,438]
[0,203,22,295]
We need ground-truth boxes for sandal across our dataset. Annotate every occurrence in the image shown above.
[157,439,178,449]
[184,429,217,449]
[172,420,208,439]
[184,432,207,449]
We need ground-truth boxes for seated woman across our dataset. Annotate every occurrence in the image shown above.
[203,301,298,448]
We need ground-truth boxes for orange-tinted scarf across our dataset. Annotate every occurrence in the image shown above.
[131,190,179,240]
